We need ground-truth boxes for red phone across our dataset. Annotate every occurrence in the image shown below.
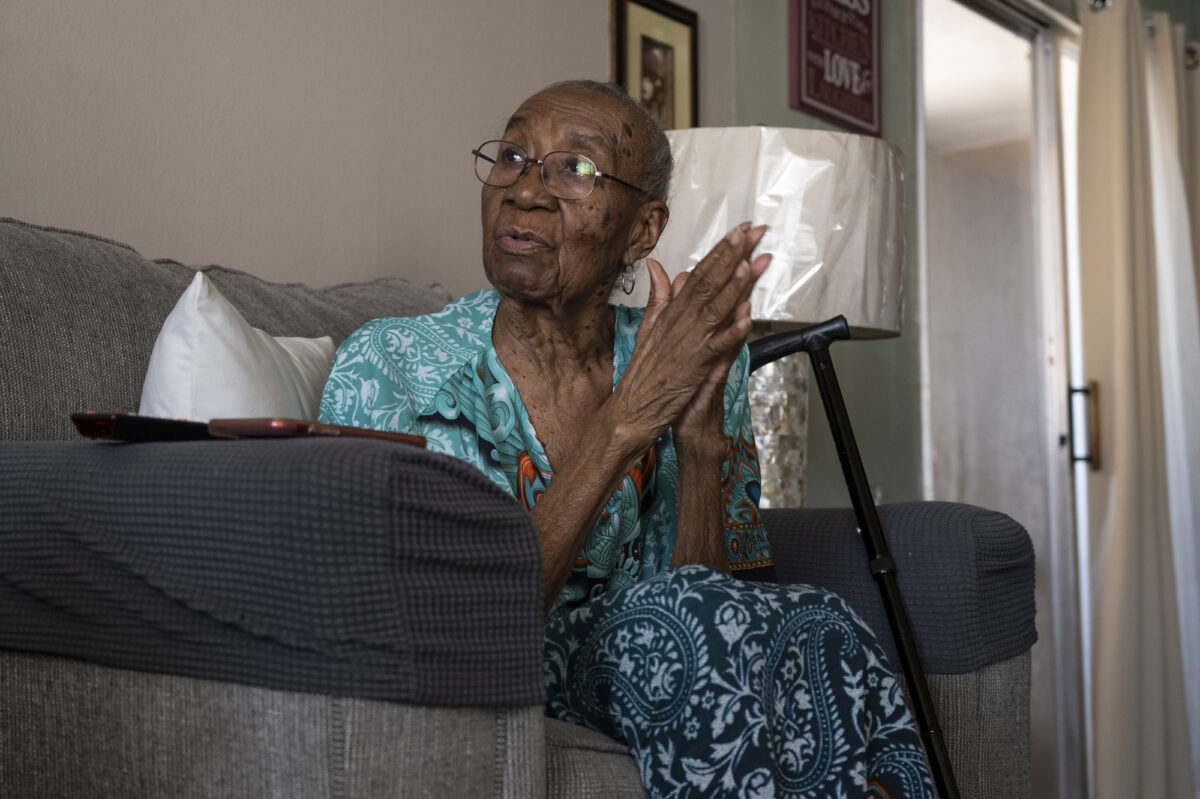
[72,412,211,441]
[207,418,426,448]
[72,412,425,448]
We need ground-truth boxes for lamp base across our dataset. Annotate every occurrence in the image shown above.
[748,347,808,509]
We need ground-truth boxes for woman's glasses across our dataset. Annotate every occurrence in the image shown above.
[471,140,648,200]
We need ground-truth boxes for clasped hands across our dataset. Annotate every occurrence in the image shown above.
[613,222,771,451]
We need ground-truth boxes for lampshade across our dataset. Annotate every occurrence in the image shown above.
[619,126,905,337]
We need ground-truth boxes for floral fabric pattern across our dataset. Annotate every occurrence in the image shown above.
[545,566,934,798]
[319,289,773,610]
[319,289,933,796]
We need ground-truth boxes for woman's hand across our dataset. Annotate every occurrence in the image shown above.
[665,269,738,449]
[529,223,769,608]
[609,222,770,452]
[614,220,763,568]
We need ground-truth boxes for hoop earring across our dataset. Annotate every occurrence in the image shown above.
[618,262,639,295]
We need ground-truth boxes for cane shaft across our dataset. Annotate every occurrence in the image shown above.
[805,338,961,799]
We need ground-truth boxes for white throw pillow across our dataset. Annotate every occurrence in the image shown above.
[138,272,335,422]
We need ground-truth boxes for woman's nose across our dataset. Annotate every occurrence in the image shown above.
[507,161,554,207]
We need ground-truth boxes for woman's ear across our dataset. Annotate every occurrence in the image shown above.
[623,201,669,264]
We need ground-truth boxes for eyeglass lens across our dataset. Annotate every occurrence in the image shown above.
[473,141,599,200]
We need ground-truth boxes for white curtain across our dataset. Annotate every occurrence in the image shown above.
[1190,36,1200,291]
[1076,2,1199,797]
[1145,13,1200,799]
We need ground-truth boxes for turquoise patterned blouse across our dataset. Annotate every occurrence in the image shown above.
[319,289,772,610]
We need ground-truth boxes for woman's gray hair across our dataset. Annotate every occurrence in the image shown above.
[543,79,673,203]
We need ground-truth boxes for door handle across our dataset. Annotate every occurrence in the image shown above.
[1069,381,1101,471]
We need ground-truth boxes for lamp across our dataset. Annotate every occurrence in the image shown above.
[619,126,905,507]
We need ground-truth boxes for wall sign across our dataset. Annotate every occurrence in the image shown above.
[789,0,880,136]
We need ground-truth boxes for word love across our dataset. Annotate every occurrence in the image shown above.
[822,49,871,95]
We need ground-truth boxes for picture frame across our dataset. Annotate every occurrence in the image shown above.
[613,0,699,129]
[789,0,881,136]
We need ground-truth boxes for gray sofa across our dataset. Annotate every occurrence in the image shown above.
[0,218,1036,797]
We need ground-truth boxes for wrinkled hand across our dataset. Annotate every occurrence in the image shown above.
[611,222,771,449]
[668,268,735,449]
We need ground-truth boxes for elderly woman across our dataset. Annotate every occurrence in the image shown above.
[320,80,933,798]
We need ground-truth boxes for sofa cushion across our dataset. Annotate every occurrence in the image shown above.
[0,218,452,440]
[139,273,334,422]
[0,652,547,799]
[544,718,644,798]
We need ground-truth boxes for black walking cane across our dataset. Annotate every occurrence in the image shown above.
[749,315,961,799]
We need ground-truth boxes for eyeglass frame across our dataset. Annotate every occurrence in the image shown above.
[471,139,650,200]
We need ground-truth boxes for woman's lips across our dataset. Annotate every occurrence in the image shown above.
[496,229,549,255]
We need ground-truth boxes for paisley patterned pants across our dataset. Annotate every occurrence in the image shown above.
[544,566,935,798]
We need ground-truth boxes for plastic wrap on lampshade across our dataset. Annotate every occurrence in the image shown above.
[618,126,905,337]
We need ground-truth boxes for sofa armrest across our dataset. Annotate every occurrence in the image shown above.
[762,502,1036,674]
[0,438,545,706]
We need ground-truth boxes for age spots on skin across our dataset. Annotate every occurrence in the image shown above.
[622,123,634,138]
[624,148,633,157]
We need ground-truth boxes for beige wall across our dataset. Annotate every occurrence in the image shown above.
[1,0,734,296]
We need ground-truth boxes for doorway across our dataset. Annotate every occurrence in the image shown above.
[920,1,1081,796]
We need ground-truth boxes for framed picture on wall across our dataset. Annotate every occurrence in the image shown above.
[789,0,880,136]
[613,0,699,129]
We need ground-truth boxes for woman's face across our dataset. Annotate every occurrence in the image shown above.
[480,86,658,310]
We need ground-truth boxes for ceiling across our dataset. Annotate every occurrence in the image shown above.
[923,0,1035,153]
